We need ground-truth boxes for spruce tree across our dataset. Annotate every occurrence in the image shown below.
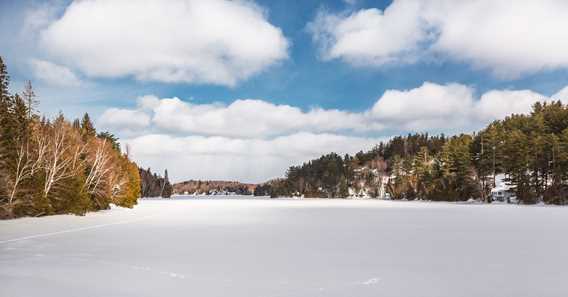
[0,57,13,202]
[503,130,534,203]
[22,80,37,119]
[81,113,96,140]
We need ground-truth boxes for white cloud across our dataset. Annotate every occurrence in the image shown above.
[22,2,61,36]
[150,98,373,138]
[98,108,151,132]
[39,0,288,86]
[553,86,568,101]
[371,82,474,131]
[475,90,548,121]
[101,83,568,138]
[124,133,381,183]
[309,0,568,78]
[371,82,568,132]
[308,1,425,66]
[137,95,162,111]
[29,59,82,87]
[101,83,568,182]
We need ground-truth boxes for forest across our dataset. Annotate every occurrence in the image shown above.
[0,57,141,219]
[269,101,568,205]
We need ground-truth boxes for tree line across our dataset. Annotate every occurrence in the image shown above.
[0,57,141,219]
[173,180,254,196]
[269,101,568,205]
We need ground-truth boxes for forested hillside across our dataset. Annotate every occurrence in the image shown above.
[0,57,140,219]
[270,102,568,205]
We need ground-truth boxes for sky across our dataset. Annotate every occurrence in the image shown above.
[2,0,568,183]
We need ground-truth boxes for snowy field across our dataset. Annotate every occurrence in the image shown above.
[1,197,567,297]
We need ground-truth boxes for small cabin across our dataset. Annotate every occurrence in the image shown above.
[490,188,515,203]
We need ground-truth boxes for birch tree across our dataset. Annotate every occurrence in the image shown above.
[83,138,113,206]
[41,118,80,200]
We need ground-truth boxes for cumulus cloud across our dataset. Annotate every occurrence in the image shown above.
[309,0,568,78]
[39,0,288,86]
[150,98,373,138]
[101,83,568,138]
[553,86,568,101]
[29,59,82,87]
[99,95,375,137]
[124,133,381,183]
[98,108,151,132]
[371,82,474,131]
[475,90,548,121]
[372,82,565,132]
[308,1,425,66]
[101,83,568,182]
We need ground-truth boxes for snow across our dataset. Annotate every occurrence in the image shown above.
[1,197,567,296]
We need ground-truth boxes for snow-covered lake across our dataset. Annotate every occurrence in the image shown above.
[1,197,567,297]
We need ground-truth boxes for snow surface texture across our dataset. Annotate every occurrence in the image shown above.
[1,197,567,297]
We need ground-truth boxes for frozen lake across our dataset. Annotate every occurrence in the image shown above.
[1,197,567,297]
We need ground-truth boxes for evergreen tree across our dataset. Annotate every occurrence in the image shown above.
[81,113,96,140]
[0,57,14,207]
[502,130,534,203]
[97,131,121,151]
[161,169,173,198]
[22,80,37,119]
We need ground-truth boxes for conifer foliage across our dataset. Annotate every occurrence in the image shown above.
[139,168,173,198]
[0,57,140,219]
[271,102,568,205]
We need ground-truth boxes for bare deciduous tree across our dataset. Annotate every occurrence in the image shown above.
[7,144,31,208]
[42,129,74,199]
[84,139,112,198]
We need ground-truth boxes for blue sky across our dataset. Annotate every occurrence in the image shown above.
[2,0,568,182]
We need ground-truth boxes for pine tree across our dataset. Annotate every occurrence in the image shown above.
[22,80,37,119]
[11,95,30,142]
[0,57,14,207]
[162,169,173,198]
[414,146,432,198]
[97,131,120,151]
[387,155,406,200]
[81,113,96,140]
[72,118,81,131]
[502,130,534,203]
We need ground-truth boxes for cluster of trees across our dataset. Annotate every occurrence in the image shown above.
[266,152,383,198]
[0,57,140,219]
[253,183,273,196]
[475,102,568,204]
[139,168,173,198]
[173,180,254,195]
[270,101,568,205]
[386,134,480,202]
[284,153,351,198]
